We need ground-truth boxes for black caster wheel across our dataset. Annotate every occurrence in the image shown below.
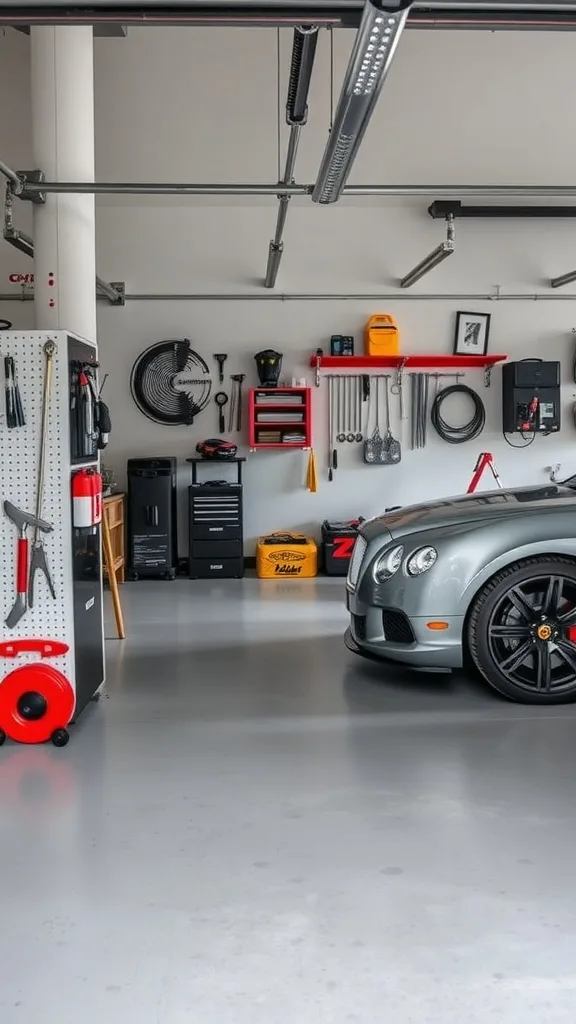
[0,729,6,746]
[51,728,70,748]
[128,571,139,582]
[166,569,176,581]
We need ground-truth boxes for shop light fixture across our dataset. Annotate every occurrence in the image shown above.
[400,214,455,288]
[312,0,411,205]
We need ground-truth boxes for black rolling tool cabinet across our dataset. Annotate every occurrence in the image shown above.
[127,457,178,580]
[187,458,245,579]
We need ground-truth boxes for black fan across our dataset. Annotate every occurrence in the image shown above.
[130,340,212,426]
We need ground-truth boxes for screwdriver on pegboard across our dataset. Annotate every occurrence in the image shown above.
[4,355,25,428]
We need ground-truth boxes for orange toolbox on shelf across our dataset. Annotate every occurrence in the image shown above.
[256,533,318,579]
[365,314,400,356]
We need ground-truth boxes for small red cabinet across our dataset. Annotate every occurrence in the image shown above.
[248,387,311,449]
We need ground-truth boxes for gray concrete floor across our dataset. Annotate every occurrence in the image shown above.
[1,577,576,1023]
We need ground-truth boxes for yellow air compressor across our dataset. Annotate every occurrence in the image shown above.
[256,533,318,579]
[365,314,400,357]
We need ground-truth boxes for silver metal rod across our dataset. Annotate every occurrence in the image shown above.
[400,214,455,288]
[0,159,22,192]
[16,180,576,198]
[115,291,576,301]
[95,276,123,303]
[5,289,576,303]
[265,124,302,288]
[550,269,576,288]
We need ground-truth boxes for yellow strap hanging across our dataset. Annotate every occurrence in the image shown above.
[306,449,318,493]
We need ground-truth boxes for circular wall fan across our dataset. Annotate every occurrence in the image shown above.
[130,339,212,426]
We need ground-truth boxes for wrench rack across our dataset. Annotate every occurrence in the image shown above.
[0,331,104,741]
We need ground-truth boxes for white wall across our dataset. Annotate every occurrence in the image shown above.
[2,26,576,552]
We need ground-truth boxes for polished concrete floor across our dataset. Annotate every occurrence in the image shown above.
[1,577,576,1023]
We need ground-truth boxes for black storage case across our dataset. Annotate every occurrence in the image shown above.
[127,457,177,580]
[322,520,360,576]
[502,359,561,434]
[188,458,245,579]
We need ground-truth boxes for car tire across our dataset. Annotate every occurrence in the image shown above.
[468,556,576,705]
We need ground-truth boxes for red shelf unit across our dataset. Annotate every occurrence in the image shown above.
[309,354,507,369]
[249,387,311,449]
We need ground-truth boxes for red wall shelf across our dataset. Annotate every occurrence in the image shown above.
[248,386,311,449]
[308,354,507,369]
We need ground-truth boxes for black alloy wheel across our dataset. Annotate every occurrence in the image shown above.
[468,557,576,704]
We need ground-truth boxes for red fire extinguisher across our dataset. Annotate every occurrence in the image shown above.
[72,469,103,528]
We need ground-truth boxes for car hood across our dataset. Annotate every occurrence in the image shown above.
[361,483,576,542]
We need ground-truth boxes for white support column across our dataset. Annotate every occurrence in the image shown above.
[30,26,96,342]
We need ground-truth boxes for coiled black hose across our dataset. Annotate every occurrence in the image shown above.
[430,384,486,444]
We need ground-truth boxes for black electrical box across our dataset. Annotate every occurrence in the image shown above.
[127,457,178,580]
[502,359,561,434]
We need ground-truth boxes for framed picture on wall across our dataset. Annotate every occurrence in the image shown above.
[453,311,491,357]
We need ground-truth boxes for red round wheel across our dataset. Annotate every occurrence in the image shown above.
[0,665,74,744]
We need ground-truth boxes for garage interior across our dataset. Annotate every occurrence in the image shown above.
[2,2,576,1021]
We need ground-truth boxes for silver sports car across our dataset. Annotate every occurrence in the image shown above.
[345,476,576,704]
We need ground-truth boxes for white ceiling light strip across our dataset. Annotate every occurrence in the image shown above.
[312,0,412,205]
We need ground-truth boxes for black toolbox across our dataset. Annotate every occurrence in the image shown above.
[322,519,362,576]
[187,458,245,579]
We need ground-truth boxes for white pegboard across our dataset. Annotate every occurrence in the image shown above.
[0,331,100,700]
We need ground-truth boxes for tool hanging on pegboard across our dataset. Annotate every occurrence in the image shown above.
[28,340,57,608]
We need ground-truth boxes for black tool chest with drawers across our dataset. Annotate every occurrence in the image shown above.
[187,458,245,579]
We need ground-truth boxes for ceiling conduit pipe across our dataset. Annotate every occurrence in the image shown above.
[312,0,412,204]
[400,213,455,287]
[265,25,318,288]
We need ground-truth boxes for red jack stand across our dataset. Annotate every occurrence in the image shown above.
[467,452,503,494]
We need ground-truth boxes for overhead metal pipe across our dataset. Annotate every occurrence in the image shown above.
[16,180,576,198]
[265,24,318,288]
[7,4,576,31]
[400,213,455,287]
[312,0,412,204]
[6,289,576,303]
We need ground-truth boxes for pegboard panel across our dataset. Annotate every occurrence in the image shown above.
[0,332,96,698]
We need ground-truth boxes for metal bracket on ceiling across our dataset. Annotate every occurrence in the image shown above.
[14,170,46,204]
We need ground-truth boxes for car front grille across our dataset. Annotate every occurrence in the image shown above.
[382,609,415,645]
[347,536,367,589]
[352,614,367,641]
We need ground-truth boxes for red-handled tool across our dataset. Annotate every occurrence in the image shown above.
[466,453,503,494]
[3,501,53,629]
[0,640,69,659]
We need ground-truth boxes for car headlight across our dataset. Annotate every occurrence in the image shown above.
[373,544,404,582]
[406,546,437,576]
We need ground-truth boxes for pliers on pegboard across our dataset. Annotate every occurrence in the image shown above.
[28,539,56,608]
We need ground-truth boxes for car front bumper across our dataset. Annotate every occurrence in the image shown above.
[345,588,464,670]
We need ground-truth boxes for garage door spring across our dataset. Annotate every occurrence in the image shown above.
[430,384,486,444]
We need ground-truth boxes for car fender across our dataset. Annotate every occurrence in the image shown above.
[460,538,576,615]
